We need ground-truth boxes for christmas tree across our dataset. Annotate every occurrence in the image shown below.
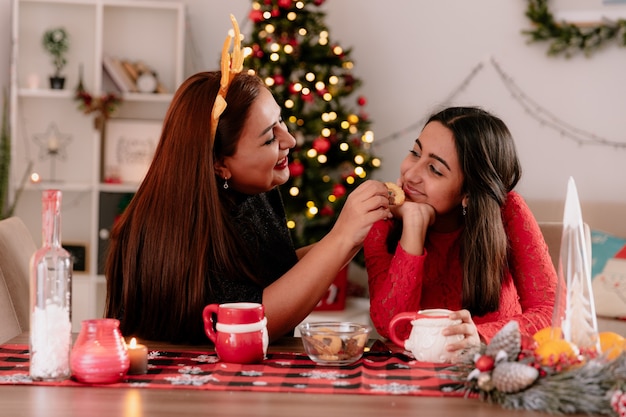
[244,0,381,251]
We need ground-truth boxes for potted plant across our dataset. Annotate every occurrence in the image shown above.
[42,27,69,89]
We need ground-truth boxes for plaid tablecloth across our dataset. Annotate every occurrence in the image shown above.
[0,344,468,396]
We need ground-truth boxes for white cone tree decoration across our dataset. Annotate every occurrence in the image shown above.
[556,177,599,352]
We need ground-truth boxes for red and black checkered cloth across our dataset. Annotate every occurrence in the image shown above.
[0,344,468,396]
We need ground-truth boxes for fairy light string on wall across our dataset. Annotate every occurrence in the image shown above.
[374,57,626,150]
[374,61,485,147]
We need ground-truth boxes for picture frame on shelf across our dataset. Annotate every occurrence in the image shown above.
[103,119,161,184]
[63,243,88,273]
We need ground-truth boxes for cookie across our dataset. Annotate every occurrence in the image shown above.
[311,332,343,355]
[385,182,405,206]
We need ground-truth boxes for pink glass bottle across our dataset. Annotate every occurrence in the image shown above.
[29,189,72,381]
[70,319,130,384]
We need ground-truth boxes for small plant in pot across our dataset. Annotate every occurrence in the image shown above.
[42,27,69,89]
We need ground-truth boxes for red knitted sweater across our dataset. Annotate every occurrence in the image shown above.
[364,191,559,343]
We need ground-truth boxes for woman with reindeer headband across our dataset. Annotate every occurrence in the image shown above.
[104,16,391,344]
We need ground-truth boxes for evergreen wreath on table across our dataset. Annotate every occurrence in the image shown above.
[524,0,626,57]
[444,320,626,415]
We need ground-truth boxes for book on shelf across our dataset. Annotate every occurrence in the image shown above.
[102,55,138,93]
[121,60,139,83]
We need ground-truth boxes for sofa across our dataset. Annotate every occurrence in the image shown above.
[525,200,626,335]
[526,200,626,238]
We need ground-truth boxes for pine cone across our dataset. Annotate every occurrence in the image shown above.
[485,320,521,360]
[491,362,539,393]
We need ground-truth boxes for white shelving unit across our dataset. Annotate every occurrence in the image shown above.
[10,0,185,331]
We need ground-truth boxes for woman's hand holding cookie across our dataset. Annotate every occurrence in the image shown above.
[385,182,405,206]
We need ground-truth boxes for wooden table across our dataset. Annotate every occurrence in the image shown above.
[0,333,595,417]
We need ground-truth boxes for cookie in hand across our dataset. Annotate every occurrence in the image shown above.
[385,182,405,205]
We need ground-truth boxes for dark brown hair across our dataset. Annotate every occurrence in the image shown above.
[104,72,266,343]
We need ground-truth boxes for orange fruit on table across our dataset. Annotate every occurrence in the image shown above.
[533,327,563,346]
[534,339,577,366]
[598,331,625,360]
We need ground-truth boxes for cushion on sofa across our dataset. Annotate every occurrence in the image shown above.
[591,229,626,318]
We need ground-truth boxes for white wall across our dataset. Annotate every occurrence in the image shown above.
[3,0,625,206]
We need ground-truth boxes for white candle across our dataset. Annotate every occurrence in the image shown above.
[48,136,59,152]
[126,337,148,375]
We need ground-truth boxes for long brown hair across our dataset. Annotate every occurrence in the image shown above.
[104,72,266,343]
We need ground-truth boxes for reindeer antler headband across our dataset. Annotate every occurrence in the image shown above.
[210,14,245,142]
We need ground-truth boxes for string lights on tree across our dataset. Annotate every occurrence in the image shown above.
[244,0,381,252]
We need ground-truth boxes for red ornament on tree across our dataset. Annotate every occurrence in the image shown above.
[319,205,334,217]
[332,184,346,198]
[312,137,331,154]
[357,95,367,106]
[251,44,264,58]
[301,91,314,103]
[273,74,285,86]
[288,82,299,95]
[249,9,264,23]
[313,0,325,5]
[278,0,292,8]
[288,160,304,177]
[316,87,328,97]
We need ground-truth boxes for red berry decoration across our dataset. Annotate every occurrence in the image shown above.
[357,96,367,106]
[475,355,495,372]
[520,334,538,352]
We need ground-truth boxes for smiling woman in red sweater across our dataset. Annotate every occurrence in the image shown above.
[364,106,559,357]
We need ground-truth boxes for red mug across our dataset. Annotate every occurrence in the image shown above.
[202,302,268,364]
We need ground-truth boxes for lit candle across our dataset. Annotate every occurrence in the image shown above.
[126,337,148,375]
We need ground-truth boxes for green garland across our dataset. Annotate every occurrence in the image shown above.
[443,320,626,415]
[524,0,626,57]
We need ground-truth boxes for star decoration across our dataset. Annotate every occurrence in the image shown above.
[33,122,72,160]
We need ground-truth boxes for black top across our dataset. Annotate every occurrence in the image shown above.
[208,187,298,305]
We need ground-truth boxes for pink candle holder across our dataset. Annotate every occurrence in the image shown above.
[70,319,130,384]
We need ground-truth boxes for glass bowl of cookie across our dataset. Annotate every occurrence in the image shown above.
[298,322,371,366]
